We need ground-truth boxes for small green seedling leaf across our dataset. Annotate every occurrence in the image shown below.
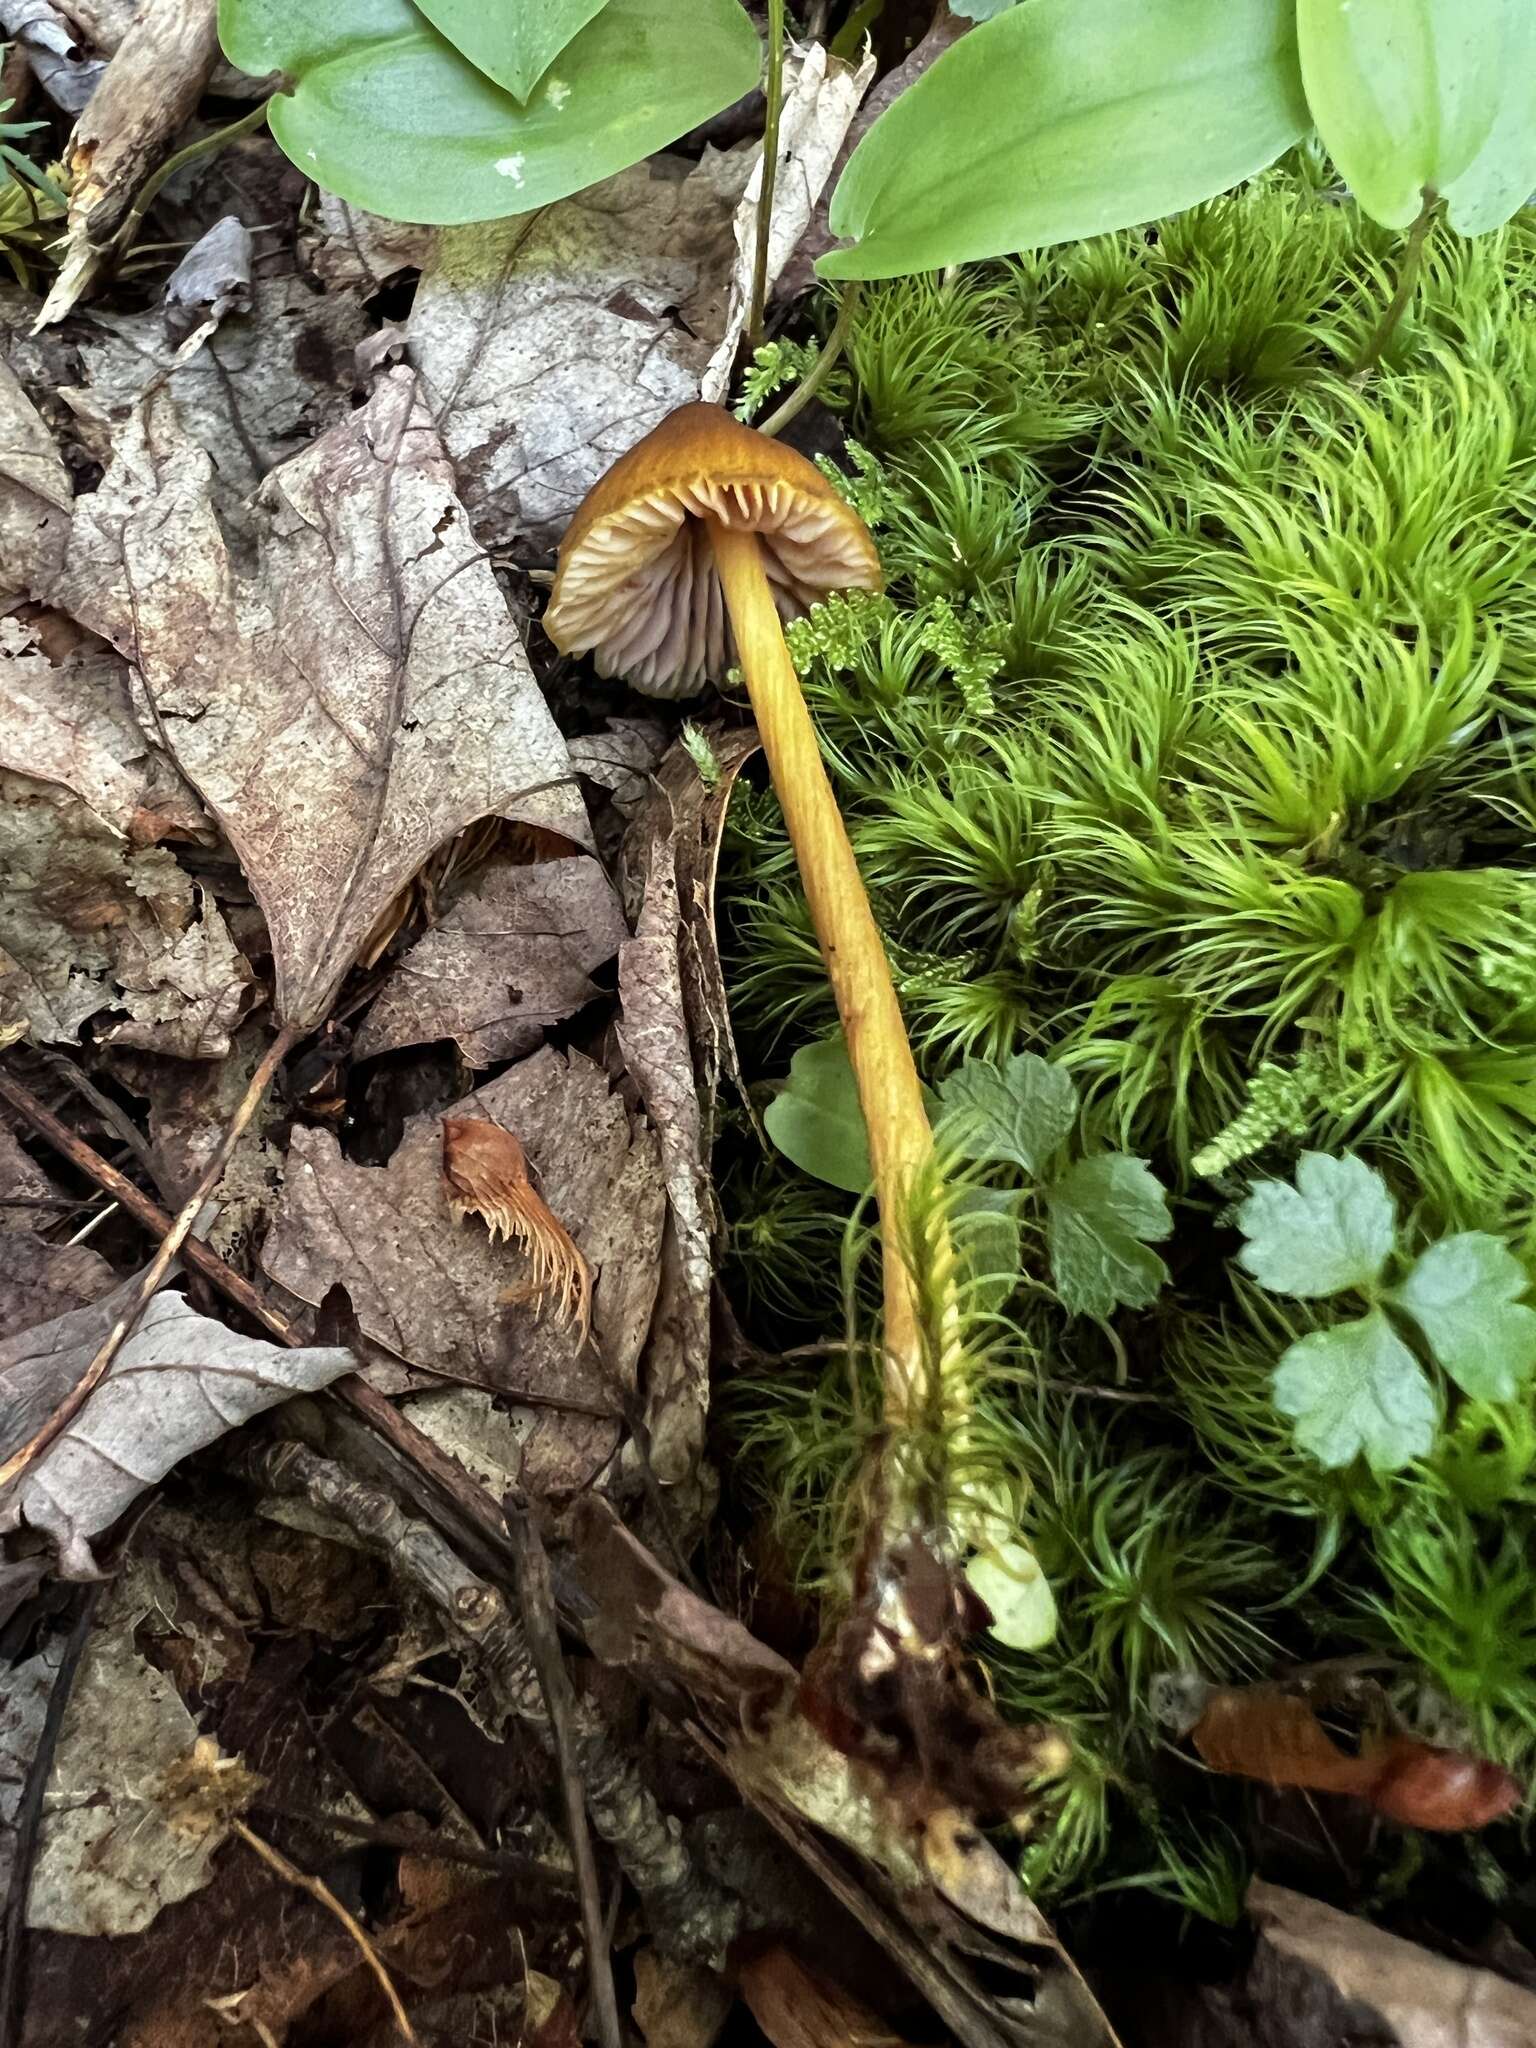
[219,0,760,226]
[950,1185,1024,1313]
[819,0,1308,279]
[414,0,611,102]
[1045,1155,1171,1320]
[1272,1310,1438,1472]
[1391,1233,1536,1403]
[764,1035,871,1194]
[936,1052,1077,1177]
[966,1539,1058,1651]
[1237,1153,1396,1299]
[1297,0,1536,235]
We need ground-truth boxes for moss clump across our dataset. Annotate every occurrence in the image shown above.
[718,156,1536,1921]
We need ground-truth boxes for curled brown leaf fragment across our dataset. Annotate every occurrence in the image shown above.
[442,1117,592,1345]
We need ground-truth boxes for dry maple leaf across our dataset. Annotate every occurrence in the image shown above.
[442,1117,592,1345]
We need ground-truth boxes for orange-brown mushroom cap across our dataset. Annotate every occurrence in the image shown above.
[542,403,883,698]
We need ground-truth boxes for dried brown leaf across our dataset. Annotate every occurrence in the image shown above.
[737,1945,903,2048]
[305,192,436,292]
[0,1228,115,1342]
[355,853,627,1067]
[407,151,748,554]
[262,1047,663,1494]
[632,1946,734,2048]
[54,368,589,1029]
[0,1281,356,1575]
[0,354,71,605]
[442,1115,592,1343]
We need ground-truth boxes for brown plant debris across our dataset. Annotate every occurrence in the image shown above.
[443,1116,593,1347]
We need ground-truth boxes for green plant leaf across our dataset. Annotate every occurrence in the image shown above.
[1236,1153,1396,1299]
[819,0,1308,280]
[763,1035,871,1194]
[218,0,760,226]
[965,1539,1058,1650]
[950,0,1021,19]
[1272,1310,1438,1471]
[1391,1234,1536,1402]
[951,1186,1023,1312]
[413,0,611,102]
[1297,0,1536,235]
[1045,1155,1171,1319]
[936,1052,1076,1177]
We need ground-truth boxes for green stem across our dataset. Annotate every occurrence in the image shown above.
[112,97,272,258]
[747,0,785,351]
[1351,188,1437,380]
[759,279,864,437]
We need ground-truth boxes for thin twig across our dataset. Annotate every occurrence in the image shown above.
[0,1023,297,1490]
[1351,188,1438,381]
[249,1804,577,1890]
[231,1820,417,2044]
[0,1584,102,2048]
[759,281,864,438]
[39,1051,162,1186]
[747,0,786,351]
[506,1493,623,2048]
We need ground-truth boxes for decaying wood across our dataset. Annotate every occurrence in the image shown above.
[38,0,222,327]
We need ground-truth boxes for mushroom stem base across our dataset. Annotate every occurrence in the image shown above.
[706,516,933,1415]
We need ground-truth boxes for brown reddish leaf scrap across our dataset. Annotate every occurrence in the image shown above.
[1188,1682,1520,1831]
[442,1116,592,1346]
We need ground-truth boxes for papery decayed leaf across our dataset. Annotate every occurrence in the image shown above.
[415,0,611,102]
[0,1231,115,1344]
[1237,1152,1397,1298]
[408,149,747,553]
[54,369,587,1031]
[764,1034,871,1194]
[1298,0,1536,234]
[737,1945,905,2048]
[219,0,761,227]
[442,1115,592,1343]
[1045,1154,1171,1319]
[0,1284,356,1576]
[1390,1233,1536,1403]
[1189,1681,1521,1830]
[819,0,1308,279]
[354,854,628,1067]
[0,356,71,605]
[262,1048,663,1494]
[937,1050,1077,1177]
[1271,1309,1437,1472]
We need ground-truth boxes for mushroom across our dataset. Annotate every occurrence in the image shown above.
[544,403,940,1412]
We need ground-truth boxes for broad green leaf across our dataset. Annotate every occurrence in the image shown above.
[1236,1153,1395,1299]
[1045,1155,1171,1320]
[966,1540,1058,1651]
[1391,1233,1536,1402]
[819,0,1308,281]
[1298,0,1536,235]
[1272,1311,1437,1471]
[218,0,760,226]
[414,0,611,102]
[936,1052,1077,1177]
[950,0,1021,19]
[951,1186,1024,1313]
[764,1035,871,1194]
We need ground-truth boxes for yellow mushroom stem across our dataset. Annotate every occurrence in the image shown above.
[707,515,939,1418]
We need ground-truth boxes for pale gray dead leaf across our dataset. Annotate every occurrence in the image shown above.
[66,273,369,547]
[30,1614,254,1934]
[55,368,589,1030]
[262,1046,663,1495]
[403,1385,536,1499]
[618,838,712,1485]
[0,1229,115,1342]
[408,149,749,555]
[354,852,628,1067]
[1239,1879,1536,2048]
[0,0,105,111]
[306,192,436,292]
[0,356,71,607]
[0,612,207,840]
[569,718,670,822]
[0,778,250,1049]
[162,213,253,350]
[700,43,876,404]
[0,1281,356,1576]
